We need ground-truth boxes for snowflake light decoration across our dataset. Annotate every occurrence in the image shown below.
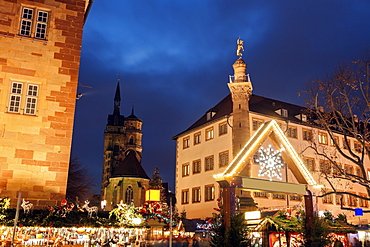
[256,145,284,181]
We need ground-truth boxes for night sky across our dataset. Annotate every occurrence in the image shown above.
[72,0,370,194]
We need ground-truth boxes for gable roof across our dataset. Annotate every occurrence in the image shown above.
[112,150,149,179]
[172,94,308,139]
[214,120,316,186]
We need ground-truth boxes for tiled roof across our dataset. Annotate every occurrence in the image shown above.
[112,150,149,179]
[173,94,308,139]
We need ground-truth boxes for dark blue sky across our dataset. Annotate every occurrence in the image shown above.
[72,0,370,194]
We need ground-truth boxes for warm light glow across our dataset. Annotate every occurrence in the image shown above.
[132,218,143,225]
[215,120,317,186]
[145,189,161,202]
[245,210,261,220]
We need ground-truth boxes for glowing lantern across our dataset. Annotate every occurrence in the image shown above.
[145,189,160,202]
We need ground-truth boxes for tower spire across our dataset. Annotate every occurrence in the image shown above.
[112,75,122,125]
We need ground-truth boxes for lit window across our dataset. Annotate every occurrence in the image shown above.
[219,151,229,168]
[318,132,328,145]
[252,118,264,131]
[303,157,315,172]
[205,185,215,201]
[205,155,214,171]
[287,126,297,138]
[206,127,214,141]
[219,122,228,136]
[183,136,190,149]
[193,159,201,174]
[194,132,201,145]
[192,187,201,203]
[181,189,189,204]
[125,186,134,204]
[182,163,190,177]
[302,129,312,141]
[20,7,49,39]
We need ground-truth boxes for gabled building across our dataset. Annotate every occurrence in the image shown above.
[172,40,370,225]
[101,82,149,210]
[0,0,92,207]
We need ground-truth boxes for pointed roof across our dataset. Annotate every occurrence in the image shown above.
[127,103,140,120]
[112,150,149,179]
[215,120,317,186]
[107,81,124,126]
[114,81,121,102]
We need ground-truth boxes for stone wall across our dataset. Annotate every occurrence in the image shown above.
[0,0,88,208]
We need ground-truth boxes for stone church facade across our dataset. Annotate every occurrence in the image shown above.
[101,82,149,211]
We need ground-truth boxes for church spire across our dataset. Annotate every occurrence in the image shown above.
[112,78,122,126]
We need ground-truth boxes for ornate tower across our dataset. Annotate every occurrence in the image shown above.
[228,38,253,163]
[101,82,144,200]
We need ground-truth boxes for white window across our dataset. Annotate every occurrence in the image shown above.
[8,82,39,115]
[25,84,39,115]
[20,7,49,39]
[8,82,23,113]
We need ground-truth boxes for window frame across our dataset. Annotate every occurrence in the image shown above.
[287,126,297,139]
[205,127,214,141]
[181,189,189,204]
[219,122,228,136]
[193,159,201,174]
[205,184,215,201]
[252,118,264,131]
[192,187,201,203]
[219,150,229,168]
[205,155,214,171]
[19,7,49,40]
[302,128,313,141]
[182,163,190,177]
[183,136,190,149]
[194,132,201,145]
[318,132,328,145]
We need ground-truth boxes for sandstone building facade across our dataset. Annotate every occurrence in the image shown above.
[0,0,92,207]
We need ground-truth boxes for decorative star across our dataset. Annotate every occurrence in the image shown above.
[256,145,284,181]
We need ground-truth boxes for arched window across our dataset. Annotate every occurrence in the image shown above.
[125,186,134,204]
[129,136,134,145]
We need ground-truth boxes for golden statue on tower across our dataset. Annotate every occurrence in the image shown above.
[236,37,244,58]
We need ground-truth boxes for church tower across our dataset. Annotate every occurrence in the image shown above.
[101,82,148,209]
[228,38,253,166]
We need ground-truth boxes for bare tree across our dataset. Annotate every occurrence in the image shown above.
[66,156,95,203]
[302,56,370,207]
